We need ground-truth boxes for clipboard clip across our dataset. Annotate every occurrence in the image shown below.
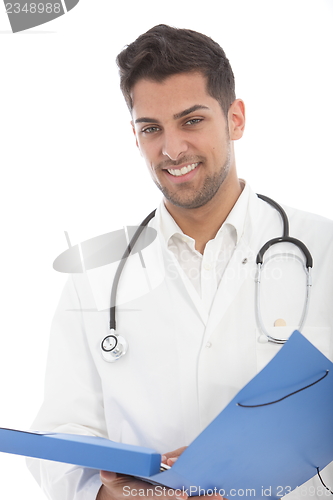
[160,463,171,472]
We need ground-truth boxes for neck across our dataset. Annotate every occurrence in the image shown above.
[164,175,243,254]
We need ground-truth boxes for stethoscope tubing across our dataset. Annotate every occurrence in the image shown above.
[256,194,313,268]
[109,209,156,331]
[103,194,313,360]
[255,256,312,344]
[255,195,313,344]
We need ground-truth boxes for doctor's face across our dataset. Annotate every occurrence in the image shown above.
[131,71,244,211]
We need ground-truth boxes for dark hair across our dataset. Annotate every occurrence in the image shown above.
[116,24,236,117]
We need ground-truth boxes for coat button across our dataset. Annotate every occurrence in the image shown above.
[274,318,286,327]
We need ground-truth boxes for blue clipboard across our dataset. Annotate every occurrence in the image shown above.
[0,429,161,477]
[0,331,332,498]
[144,331,333,497]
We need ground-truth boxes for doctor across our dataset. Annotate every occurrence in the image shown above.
[28,25,333,500]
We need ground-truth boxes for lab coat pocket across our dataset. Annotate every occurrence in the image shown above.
[256,326,332,373]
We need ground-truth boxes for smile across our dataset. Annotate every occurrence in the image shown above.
[167,162,200,177]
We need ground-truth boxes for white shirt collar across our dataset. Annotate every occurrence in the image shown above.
[156,179,250,248]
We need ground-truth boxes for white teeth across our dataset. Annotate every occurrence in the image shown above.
[167,162,199,177]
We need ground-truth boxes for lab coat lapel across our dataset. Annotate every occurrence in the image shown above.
[205,237,254,336]
[204,189,265,338]
[161,243,209,325]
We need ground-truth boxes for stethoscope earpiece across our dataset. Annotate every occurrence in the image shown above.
[101,332,128,362]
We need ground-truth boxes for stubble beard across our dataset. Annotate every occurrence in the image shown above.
[154,144,232,210]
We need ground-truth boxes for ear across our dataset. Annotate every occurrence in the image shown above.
[131,120,140,149]
[228,99,245,140]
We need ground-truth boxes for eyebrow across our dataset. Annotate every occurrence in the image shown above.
[134,104,210,124]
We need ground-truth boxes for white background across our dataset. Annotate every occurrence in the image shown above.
[0,0,332,497]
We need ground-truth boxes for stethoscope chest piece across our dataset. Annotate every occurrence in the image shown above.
[101,331,128,362]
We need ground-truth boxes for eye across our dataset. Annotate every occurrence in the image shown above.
[141,125,161,134]
[184,118,203,126]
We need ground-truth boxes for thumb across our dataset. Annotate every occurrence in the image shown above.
[100,470,117,484]
[163,446,187,461]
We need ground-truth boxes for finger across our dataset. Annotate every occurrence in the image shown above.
[166,456,178,466]
[163,446,187,460]
[200,495,224,500]
[100,470,117,484]
[174,489,188,500]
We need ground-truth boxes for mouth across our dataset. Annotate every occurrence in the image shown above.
[166,162,200,177]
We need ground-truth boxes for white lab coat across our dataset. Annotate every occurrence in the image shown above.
[27,187,333,500]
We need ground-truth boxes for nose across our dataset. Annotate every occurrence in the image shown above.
[162,130,189,161]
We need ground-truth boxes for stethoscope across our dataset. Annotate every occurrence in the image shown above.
[101,194,313,362]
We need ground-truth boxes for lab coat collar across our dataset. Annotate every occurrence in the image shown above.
[156,179,250,249]
[151,183,256,328]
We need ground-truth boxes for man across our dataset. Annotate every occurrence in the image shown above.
[28,25,333,500]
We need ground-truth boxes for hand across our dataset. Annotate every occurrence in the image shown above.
[161,446,187,467]
[96,471,188,500]
[161,448,225,499]
[97,447,226,500]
